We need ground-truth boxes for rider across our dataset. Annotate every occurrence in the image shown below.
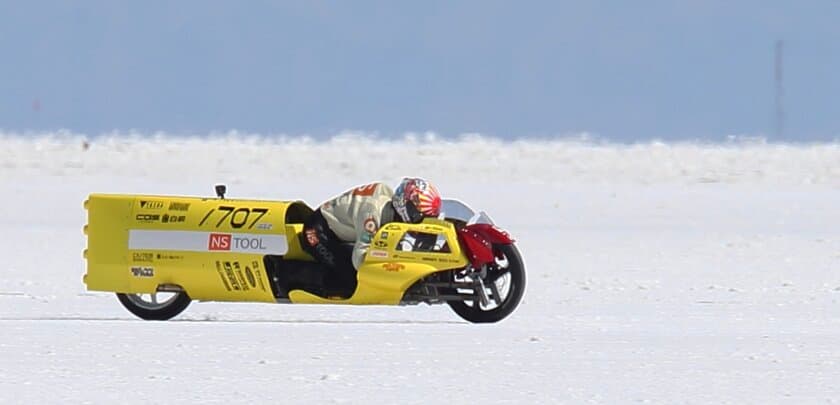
[292,178,442,297]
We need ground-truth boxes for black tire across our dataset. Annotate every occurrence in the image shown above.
[116,291,192,321]
[448,244,526,323]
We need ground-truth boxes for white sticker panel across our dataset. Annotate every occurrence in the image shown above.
[128,230,288,255]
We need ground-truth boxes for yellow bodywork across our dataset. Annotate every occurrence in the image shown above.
[84,194,468,305]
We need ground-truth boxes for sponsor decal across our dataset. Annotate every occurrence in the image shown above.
[208,233,232,251]
[305,229,320,246]
[199,206,269,230]
[139,200,164,210]
[168,202,190,211]
[213,260,267,293]
[132,252,154,262]
[364,217,377,234]
[255,223,273,230]
[235,237,269,250]
[161,214,187,224]
[382,263,404,272]
[384,224,402,231]
[418,256,462,263]
[215,261,231,291]
[369,250,388,258]
[245,266,257,288]
[373,240,388,248]
[223,261,242,291]
[156,253,184,261]
[136,214,161,222]
[130,266,154,278]
[209,233,274,252]
[128,230,288,255]
[380,232,389,239]
[233,262,250,291]
[252,260,266,292]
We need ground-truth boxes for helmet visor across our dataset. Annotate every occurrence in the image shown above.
[405,201,425,223]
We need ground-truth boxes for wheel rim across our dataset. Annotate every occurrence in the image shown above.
[458,251,516,311]
[123,292,181,311]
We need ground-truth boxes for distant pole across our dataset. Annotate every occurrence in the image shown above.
[774,40,784,139]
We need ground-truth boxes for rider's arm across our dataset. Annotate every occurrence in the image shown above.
[351,202,381,270]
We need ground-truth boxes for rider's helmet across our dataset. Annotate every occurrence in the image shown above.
[392,177,442,223]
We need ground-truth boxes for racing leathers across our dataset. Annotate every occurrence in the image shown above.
[299,182,396,296]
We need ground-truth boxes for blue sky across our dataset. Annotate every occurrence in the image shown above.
[1,1,838,141]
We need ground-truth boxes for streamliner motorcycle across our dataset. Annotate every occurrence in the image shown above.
[83,186,525,323]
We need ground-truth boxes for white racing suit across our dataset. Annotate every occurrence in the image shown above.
[298,182,396,296]
[319,182,395,269]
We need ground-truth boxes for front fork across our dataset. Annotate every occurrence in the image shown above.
[463,265,491,307]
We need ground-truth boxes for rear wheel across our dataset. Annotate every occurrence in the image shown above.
[117,290,191,321]
[448,244,526,323]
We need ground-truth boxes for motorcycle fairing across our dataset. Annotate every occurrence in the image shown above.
[84,193,312,302]
[85,194,469,305]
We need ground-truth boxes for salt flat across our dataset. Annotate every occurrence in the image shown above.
[0,134,838,403]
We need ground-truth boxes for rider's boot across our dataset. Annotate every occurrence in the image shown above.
[264,255,290,298]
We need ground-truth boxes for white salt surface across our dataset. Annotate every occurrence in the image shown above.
[0,133,838,403]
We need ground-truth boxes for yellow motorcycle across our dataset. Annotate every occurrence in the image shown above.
[83,185,525,323]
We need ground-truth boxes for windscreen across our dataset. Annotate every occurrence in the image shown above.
[441,199,494,225]
[467,211,495,225]
[440,199,475,222]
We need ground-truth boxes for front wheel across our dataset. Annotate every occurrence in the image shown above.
[117,290,191,321]
[448,244,526,323]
